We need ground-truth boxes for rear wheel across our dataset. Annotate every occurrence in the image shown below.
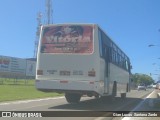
[65,93,81,103]
[126,83,129,92]
[121,93,126,99]
[112,81,117,96]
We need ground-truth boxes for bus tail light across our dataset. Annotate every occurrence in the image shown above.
[60,80,68,83]
[89,81,94,84]
[37,70,43,75]
[88,69,96,77]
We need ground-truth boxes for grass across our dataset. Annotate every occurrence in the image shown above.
[0,78,63,102]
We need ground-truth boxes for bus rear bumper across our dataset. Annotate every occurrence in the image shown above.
[35,79,100,95]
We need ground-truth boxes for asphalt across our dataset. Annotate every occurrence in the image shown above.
[112,89,160,120]
[0,89,159,120]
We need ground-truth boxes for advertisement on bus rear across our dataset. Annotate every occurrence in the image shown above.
[40,25,93,54]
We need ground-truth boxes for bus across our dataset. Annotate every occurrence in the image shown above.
[36,24,132,103]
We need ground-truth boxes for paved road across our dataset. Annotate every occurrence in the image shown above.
[114,89,160,120]
[0,89,159,120]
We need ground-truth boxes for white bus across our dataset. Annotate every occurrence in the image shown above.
[36,24,132,103]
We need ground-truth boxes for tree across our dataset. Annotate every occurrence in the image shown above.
[132,73,154,85]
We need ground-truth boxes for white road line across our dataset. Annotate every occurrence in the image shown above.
[122,90,155,120]
[94,90,155,120]
[0,96,64,106]
[132,90,155,111]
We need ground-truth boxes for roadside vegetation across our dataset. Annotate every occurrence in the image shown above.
[0,78,63,102]
[132,74,160,109]
[132,73,154,86]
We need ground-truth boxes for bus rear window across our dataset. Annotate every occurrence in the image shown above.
[40,25,93,54]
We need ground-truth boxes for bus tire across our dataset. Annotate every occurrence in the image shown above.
[126,83,129,92]
[121,93,126,99]
[65,93,81,104]
[112,81,117,96]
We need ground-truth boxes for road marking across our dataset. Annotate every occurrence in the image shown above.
[121,90,155,120]
[131,90,155,111]
[94,90,155,120]
[0,96,64,106]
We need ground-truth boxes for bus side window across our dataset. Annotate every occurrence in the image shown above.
[109,47,112,62]
[104,47,107,58]
[125,60,129,70]
[105,47,110,77]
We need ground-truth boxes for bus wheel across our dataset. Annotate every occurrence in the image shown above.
[65,93,81,104]
[126,83,129,92]
[121,93,126,99]
[112,81,117,96]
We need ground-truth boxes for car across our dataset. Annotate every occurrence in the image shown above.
[152,83,157,89]
[147,85,152,89]
[156,83,160,90]
[138,84,146,91]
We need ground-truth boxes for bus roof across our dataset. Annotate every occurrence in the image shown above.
[41,23,97,27]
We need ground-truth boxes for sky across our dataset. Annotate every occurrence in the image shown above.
[0,0,160,81]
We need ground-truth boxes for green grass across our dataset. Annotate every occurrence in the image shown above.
[0,78,63,102]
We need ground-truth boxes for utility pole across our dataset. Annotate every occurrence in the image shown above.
[33,0,53,58]
[45,0,53,24]
[34,12,42,58]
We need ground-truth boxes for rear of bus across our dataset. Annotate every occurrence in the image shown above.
[36,24,100,103]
